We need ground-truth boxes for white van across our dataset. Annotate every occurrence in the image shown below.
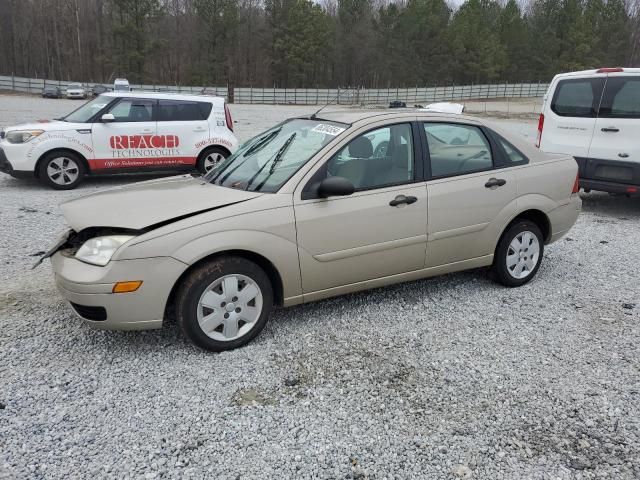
[0,92,238,189]
[537,67,640,195]
[113,78,130,92]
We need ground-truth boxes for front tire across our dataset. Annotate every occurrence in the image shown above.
[196,146,229,175]
[493,220,544,287]
[37,151,86,190]
[175,256,273,352]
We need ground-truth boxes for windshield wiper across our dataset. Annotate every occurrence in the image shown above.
[243,127,282,158]
[248,133,297,192]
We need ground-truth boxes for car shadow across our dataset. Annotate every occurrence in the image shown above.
[580,192,640,219]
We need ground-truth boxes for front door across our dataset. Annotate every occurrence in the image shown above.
[422,122,518,267]
[90,97,157,171]
[294,123,428,294]
[587,74,640,187]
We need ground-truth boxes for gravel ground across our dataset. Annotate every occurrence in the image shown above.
[1,95,639,479]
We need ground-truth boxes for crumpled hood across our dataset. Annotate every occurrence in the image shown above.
[60,175,263,231]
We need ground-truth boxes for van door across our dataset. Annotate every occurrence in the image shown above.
[90,97,157,171]
[541,76,605,160]
[155,99,212,170]
[586,74,640,189]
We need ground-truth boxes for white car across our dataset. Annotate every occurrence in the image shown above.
[0,92,239,189]
[537,67,640,195]
[66,83,87,99]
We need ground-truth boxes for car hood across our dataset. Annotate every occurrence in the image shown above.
[60,175,264,231]
[4,120,84,132]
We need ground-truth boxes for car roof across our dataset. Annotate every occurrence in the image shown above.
[307,109,482,126]
[553,67,640,79]
[99,91,224,102]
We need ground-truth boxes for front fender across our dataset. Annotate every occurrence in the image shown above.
[171,229,302,301]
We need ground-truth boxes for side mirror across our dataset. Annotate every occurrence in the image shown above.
[101,113,115,123]
[318,176,355,198]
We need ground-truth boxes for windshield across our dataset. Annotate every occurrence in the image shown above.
[205,118,349,192]
[63,95,111,123]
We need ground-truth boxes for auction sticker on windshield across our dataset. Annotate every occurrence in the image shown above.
[311,124,346,136]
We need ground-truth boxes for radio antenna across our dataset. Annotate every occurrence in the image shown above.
[310,92,340,119]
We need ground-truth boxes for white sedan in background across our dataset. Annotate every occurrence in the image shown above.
[66,83,87,99]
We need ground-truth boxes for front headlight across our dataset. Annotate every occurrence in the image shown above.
[5,130,44,144]
[75,235,135,266]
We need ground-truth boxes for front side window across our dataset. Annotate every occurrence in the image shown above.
[424,123,492,177]
[325,123,414,190]
[108,98,155,122]
[551,78,605,117]
[157,99,213,121]
[206,119,348,192]
[599,76,640,118]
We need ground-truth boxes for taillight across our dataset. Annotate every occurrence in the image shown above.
[535,113,544,148]
[224,103,233,132]
[596,67,624,73]
[572,173,580,194]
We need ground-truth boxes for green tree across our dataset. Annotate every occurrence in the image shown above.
[449,0,507,83]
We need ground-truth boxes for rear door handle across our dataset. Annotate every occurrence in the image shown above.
[485,178,506,188]
[601,127,620,132]
[389,195,417,207]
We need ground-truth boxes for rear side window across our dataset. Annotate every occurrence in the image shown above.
[157,100,213,121]
[424,123,492,178]
[496,136,528,165]
[599,77,640,118]
[551,78,605,117]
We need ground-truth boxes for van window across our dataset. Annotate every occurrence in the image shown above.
[550,78,605,117]
[599,77,640,118]
[157,100,212,121]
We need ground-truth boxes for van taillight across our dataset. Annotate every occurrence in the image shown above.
[224,104,233,132]
[596,67,624,73]
[572,173,580,194]
[535,113,544,148]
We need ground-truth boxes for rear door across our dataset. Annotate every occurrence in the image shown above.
[587,74,640,186]
[90,97,157,171]
[423,122,518,267]
[155,99,212,169]
[541,76,605,158]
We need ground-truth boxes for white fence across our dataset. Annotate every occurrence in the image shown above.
[0,75,548,105]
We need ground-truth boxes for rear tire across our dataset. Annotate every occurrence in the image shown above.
[493,220,544,287]
[175,256,273,352]
[196,146,229,175]
[37,151,86,190]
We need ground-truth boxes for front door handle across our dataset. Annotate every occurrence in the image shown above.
[389,195,417,207]
[601,127,620,132]
[485,178,507,188]
[618,153,630,158]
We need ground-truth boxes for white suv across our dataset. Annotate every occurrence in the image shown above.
[0,92,239,189]
[537,67,640,195]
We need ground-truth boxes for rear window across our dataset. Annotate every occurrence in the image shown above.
[551,78,605,117]
[599,76,640,118]
[157,100,212,121]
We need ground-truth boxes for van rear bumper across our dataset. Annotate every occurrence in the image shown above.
[575,157,640,194]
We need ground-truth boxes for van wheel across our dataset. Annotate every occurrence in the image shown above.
[175,256,273,352]
[37,151,86,190]
[493,220,544,287]
[196,147,229,175]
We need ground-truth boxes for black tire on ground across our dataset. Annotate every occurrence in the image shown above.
[175,256,274,352]
[492,220,544,287]
[37,151,86,190]
[195,146,230,175]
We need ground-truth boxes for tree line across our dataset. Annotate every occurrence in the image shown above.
[0,0,638,88]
